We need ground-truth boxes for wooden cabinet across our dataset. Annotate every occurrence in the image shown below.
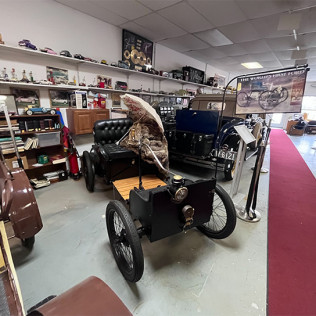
[66,109,109,135]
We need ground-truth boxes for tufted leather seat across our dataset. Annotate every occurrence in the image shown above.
[93,118,136,160]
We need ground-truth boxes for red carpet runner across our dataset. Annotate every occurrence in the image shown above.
[268,129,316,315]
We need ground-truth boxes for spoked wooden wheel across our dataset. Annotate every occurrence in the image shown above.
[82,151,95,192]
[106,201,144,282]
[198,184,236,239]
[236,92,250,107]
[259,91,278,110]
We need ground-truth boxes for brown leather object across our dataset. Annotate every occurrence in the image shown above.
[32,276,132,316]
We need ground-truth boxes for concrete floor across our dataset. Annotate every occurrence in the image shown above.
[10,133,315,315]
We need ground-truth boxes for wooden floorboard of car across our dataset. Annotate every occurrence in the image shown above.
[113,175,166,200]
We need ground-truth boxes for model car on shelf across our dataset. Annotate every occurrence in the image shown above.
[115,81,128,90]
[81,94,237,282]
[24,105,56,115]
[100,59,108,65]
[18,39,37,50]
[33,79,53,85]
[74,54,85,60]
[40,47,57,55]
[60,50,72,57]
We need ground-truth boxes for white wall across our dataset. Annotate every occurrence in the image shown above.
[0,0,232,153]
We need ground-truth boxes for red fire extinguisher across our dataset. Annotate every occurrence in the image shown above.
[63,126,80,180]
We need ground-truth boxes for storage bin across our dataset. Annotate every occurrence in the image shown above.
[36,132,60,147]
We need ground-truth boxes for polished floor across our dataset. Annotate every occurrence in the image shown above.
[10,133,315,315]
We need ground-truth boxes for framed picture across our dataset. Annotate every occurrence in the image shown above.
[10,88,40,107]
[111,93,122,108]
[122,29,153,71]
[46,66,68,85]
[0,94,17,114]
[214,74,226,88]
[235,68,308,115]
[49,90,69,107]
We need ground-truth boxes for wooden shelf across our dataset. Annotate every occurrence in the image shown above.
[26,160,66,170]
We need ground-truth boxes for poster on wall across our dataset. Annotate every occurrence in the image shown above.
[122,29,153,71]
[235,68,308,114]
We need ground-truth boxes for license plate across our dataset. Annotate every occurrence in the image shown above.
[213,150,237,161]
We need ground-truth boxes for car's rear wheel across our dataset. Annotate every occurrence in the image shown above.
[198,184,236,239]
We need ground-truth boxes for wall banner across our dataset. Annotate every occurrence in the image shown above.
[235,68,308,114]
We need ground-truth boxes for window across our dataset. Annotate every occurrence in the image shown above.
[302,96,316,120]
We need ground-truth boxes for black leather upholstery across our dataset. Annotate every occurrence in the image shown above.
[93,118,136,160]
[102,143,136,160]
[94,118,133,145]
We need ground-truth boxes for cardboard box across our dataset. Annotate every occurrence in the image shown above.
[5,155,29,169]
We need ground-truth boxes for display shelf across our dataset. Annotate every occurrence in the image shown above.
[0,43,215,89]
[26,160,66,170]
[0,80,86,91]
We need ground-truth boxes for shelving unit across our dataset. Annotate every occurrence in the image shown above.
[0,43,223,98]
[0,114,66,179]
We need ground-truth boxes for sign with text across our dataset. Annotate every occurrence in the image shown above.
[235,68,308,114]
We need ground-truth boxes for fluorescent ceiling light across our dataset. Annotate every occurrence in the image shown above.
[241,62,263,69]
[194,29,233,46]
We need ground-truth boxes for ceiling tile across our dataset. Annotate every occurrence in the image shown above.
[134,13,186,40]
[93,0,152,20]
[278,12,302,30]
[266,36,297,51]
[306,57,316,65]
[251,51,278,61]
[281,60,296,67]
[187,0,247,27]
[184,50,207,63]
[120,21,157,41]
[215,44,247,56]
[306,48,316,58]
[297,32,316,49]
[260,60,283,68]
[239,39,271,53]
[291,50,307,60]
[195,46,227,59]
[299,7,316,33]
[287,0,316,11]
[194,29,233,46]
[158,34,209,52]
[137,0,182,11]
[236,0,291,19]
[250,14,292,39]
[56,0,128,25]
[274,50,293,60]
[233,54,256,63]
[158,2,214,33]
[213,56,238,65]
[219,21,260,43]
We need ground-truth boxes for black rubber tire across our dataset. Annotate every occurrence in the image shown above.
[82,151,95,192]
[236,92,249,107]
[21,236,35,249]
[259,91,277,110]
[224,160,236,181]
[106,201,144,282]
[198,184,236,239]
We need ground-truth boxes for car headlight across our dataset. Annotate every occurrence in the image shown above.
[174,186,188,202]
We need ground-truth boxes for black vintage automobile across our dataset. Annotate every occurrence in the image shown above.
[82,94,237,282]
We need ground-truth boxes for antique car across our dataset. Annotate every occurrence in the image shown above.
[25,105,56,115]
[82,94,237,282]
[0,156,43,248]
[40,47,57,55]
[155,94,263,180]
[74,54,85,60]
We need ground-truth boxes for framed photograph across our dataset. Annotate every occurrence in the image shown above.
[10,88,40,107]
[46,66,68,85]
[49,90,69,107]
[214,74,226,88]
[122,29,153,71]
[235,68,308,115]
[0,94,17,114]
[111,93,122,108]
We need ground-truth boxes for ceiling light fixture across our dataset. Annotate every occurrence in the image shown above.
[297,46,300,51]
[241,62,263,69]
[293,29,297,41]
